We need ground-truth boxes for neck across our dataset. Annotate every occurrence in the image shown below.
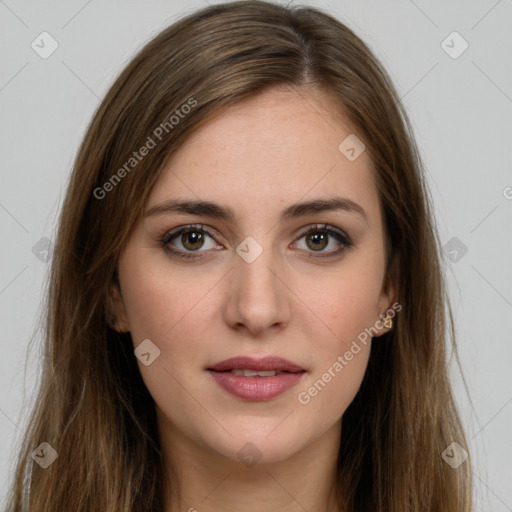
[159,417,343,512]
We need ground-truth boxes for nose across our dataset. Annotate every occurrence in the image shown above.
[223,241,291,337]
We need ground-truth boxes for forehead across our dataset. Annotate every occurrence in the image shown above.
[147,86,379,225]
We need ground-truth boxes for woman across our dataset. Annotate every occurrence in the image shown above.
[5,1,474,510]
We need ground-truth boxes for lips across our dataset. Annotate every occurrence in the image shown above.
[207,356,306,401]
[207,356,305,373]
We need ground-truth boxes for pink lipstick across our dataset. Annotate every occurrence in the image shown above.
[207,356,306,401]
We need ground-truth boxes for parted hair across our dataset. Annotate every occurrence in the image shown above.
[5,1,473,511]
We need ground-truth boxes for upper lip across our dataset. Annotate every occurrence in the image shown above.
[207,356,305,373]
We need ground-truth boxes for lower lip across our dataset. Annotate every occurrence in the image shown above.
[207,370,306,401]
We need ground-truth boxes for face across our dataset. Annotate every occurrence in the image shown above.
[110,85,397,467]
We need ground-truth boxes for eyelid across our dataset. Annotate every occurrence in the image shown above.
[159,223,222,248]
[291,223,353,258]
[159,222,353,259]
[295,223,350,241]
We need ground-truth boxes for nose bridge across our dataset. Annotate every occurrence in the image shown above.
[225,234,290,333]
[235,233,282,299]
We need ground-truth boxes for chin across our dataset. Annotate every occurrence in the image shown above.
[206,427,306,468]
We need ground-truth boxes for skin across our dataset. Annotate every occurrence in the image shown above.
[110,85,398,511]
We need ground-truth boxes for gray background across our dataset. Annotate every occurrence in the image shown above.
[1,0,511,509]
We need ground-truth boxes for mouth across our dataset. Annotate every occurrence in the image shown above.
[219,369,292,377]
[207,355,305,373]
[206,356,306,401]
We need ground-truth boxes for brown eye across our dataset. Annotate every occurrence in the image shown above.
[305,232,328,251]
[180,230,205,251]
[294,224,353,258]
[159,224,221,259]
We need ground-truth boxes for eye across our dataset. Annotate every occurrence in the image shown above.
[158,223,353,261]
[292,224,353,258]
[158,224,221,259]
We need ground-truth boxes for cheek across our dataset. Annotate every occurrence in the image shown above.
[122,277,179,342]
[291,255,381,413]
[296,259,383,354]
[298,344,371,422]
[295,274,374,415]
[118,253,224,374]
[119,246,197,336]
[118,261,214,409]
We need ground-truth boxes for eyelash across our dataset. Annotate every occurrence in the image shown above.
[158,223,353,260]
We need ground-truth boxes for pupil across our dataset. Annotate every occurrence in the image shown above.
[184,231,203,249]
[308,233,327,251]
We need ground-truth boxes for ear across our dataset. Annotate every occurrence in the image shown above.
[106,279,130,333]
[374,251,400,338]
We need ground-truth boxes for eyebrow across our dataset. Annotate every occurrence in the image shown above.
[144,197,368,224]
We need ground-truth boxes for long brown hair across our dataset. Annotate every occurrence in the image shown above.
[5,1,474,510]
